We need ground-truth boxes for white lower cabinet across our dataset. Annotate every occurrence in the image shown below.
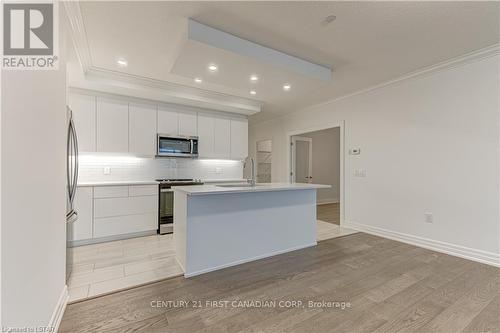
[94,213,157,238]
[67,187,93,241]
[70,185,158,245]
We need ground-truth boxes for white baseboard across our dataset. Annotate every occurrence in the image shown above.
[317,198,339,205]
[184,242,317,278]
[344,220,500,267]
[48,285,68,332]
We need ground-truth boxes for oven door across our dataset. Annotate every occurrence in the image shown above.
[159,188,174,234]
[157,135,197,157]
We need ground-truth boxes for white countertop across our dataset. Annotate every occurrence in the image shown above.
[77,180,159,187]
[172,183,331,196]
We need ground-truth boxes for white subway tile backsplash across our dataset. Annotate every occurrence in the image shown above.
[78,153,243,183]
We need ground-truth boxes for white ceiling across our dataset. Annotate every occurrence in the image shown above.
[71,1,500,122]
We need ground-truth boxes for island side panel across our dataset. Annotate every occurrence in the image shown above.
[173,191,188,272]
[184,189,317,277]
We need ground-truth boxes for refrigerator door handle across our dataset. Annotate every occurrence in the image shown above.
[70,117,79,203]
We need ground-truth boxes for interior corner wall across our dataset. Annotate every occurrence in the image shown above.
[249,53,500,259]
[1,20,67,329]
[300,128,340,204]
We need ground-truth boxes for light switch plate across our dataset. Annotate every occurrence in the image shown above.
[103,167,111,175]
[349,148,361,155]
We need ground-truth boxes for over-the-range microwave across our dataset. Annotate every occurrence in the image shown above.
[156,134,199,158]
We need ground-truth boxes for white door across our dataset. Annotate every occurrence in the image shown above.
[129,103,157,156]
[97,97,129,153]
[291,137,312,183]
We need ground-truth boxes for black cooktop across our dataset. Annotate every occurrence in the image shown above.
[156,178,203,186]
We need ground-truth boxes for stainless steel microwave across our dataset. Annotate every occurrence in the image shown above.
[157,134,199,158]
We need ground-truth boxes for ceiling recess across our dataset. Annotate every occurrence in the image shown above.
[188,19,333,81]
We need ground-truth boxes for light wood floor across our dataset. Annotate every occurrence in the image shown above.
[317,203,340,225]
[60,233,500,333]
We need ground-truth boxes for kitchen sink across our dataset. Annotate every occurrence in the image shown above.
[216,184,263,188]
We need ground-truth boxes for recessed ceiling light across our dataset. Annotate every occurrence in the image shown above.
[208,64,218,72]
[194,77,202,83]
[283,84,291,91]
[250,90,257,95]
[117,58,127,67]
[250,75,259,82]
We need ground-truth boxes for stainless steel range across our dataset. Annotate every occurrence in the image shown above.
[157,179,203,234]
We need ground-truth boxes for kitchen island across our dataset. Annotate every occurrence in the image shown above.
[173,183,330,277]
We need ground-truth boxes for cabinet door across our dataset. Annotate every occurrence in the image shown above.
[230,118,248,160]
[69,93,96,152]
[214,117,231,158]
[67,187,93,241]
[178,111,197,137]
[197,115,215,158]
[97,98,129,153]
[129,103,156,156]
[157,107,178,136]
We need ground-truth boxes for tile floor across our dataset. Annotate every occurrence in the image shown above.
[66,234,182,303]
[67,221,357,303]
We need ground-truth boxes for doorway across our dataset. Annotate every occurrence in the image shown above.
[291,137,312,183]
[289,125,356,240]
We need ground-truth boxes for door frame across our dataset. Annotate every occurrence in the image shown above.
[286,121,345,225]
[291,136,313,183]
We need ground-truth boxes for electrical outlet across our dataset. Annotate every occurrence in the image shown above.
[425,213,433,224]
[103,167,111,175]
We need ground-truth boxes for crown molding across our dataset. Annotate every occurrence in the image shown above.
[63,1,92,73]
[62,2,262,115]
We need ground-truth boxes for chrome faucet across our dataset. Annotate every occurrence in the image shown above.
[244,157,256,186]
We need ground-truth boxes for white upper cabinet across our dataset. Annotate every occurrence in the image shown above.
[70,91,247,160]
[157,107,178,136]
[197,115,215,158]
[158,107,197,137]
[129,103,157,156]
[69,93,96,152]
[97,97,129,153]
[214,117,231,158]
[230,118,248,160]
[195,114,233,159]
[178,111,197,137]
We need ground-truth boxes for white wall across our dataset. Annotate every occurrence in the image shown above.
[1,20,67,330]
[299,128,340,204]
[250,52,500,264]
